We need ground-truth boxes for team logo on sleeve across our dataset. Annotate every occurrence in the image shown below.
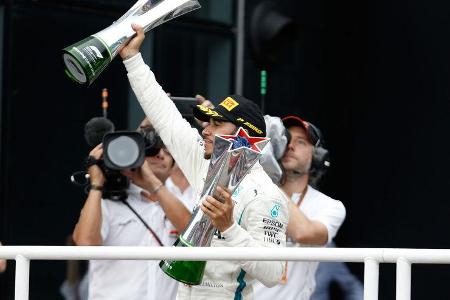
[270,203,281,218]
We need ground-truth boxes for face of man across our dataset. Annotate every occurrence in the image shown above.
[201,118,237,159]
[137,117,173,180]
[145,148,174,181]
[281,126,314,176]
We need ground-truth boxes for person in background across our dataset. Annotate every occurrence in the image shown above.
[254,115,346,300]
[72,118,192,300]
[310,241,363,300]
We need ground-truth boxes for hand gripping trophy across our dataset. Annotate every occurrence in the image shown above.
[159,128,270,285]
[62,0,200,85]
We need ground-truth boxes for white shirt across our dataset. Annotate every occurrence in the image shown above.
[253,186,346,300]
[88,183,189,300]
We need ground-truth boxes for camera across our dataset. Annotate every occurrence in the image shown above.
[75,121,165,201]
[103,132,145,170]
[99,127,164,201]
[95,131,143,201]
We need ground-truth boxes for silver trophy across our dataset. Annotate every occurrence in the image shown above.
[159,127,270,285]
[62,0,200,86]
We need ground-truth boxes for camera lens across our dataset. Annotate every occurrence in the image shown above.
[106,136,140,168]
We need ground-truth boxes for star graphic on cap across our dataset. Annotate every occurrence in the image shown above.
[219,127,269,153]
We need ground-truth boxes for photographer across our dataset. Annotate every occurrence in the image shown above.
[72,119,192,300]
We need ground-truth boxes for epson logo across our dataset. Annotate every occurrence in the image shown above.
[262,218,284,229]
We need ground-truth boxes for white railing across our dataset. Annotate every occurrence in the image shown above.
[2,246,450,300]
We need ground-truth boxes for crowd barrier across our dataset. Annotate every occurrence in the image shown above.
[2,246,450,300]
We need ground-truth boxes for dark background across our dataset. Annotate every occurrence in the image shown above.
[1,0,450,299]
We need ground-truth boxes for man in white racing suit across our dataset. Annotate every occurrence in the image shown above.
[119,24,289,300]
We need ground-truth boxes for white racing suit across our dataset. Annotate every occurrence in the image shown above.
[124,53,289,300]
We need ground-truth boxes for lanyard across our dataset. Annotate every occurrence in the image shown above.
[281,185,308,284]
[121,200,164,247]
[296,185,309,207]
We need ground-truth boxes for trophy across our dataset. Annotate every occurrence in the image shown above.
[159,128,270,285]
[62,0,200,86]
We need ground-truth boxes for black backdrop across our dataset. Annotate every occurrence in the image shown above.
[243,0,450,299]
[2,0,450,299]
[0,3,130,298]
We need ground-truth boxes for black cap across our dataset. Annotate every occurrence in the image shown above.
[282,115,322,146]
[192,95,266,137]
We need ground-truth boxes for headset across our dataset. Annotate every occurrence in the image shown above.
[305,122,330,176]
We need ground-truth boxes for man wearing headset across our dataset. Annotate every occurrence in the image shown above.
[253,115,346,300]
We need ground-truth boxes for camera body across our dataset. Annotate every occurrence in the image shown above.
[96,160,130,201]
[85,128,164,201]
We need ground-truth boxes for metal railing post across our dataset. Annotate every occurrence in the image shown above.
[364,257,379,300]
[396,257,411,300]
[15,255,30,300]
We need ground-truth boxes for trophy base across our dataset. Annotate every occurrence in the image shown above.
[62,36,112,86]
[159,237,206,285]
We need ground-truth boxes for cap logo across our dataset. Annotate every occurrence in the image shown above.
[219,97,239,111]
[243,121,263,135]
[197,105,223,118]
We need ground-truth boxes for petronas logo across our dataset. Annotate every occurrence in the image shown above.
[270,203,281,218]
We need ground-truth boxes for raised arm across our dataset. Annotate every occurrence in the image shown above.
[73,145,105,246]
[120,24,207,190]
